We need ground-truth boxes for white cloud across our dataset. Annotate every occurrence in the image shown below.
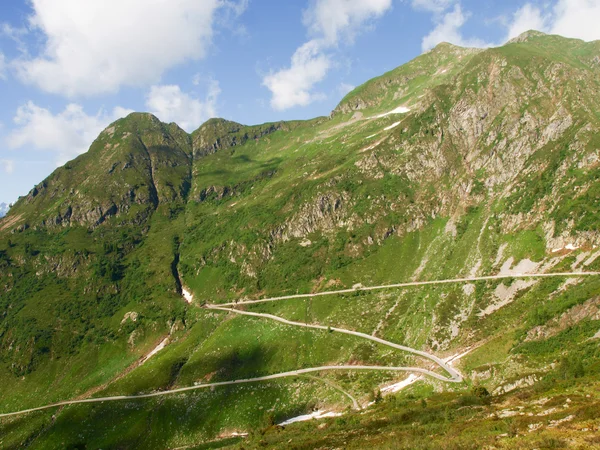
[504,4,547,41]
[263,0,393,110]
[263,40,331,110]
[13,0,246,97]
[0,52,6,80]
[0,159,15,174]
[502,0,600,44]
[7,102,132,165]
[411,0,454,14]
[421,4,492,51]
[550,0,600,42]
[303,0,393,45]
[146,81,221,132]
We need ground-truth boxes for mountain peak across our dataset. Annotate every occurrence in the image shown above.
[507,29,548,44]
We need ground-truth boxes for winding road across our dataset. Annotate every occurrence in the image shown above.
[216,272,600,307]
[205,305,462,383]
[1,271,597,419]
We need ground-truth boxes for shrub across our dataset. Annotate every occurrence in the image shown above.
[471,386,490,399]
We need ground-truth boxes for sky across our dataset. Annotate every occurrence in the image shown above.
[1,0,600,205]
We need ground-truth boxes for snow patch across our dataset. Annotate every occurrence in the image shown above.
[381,374,421,393]
[552,243,580,253]
[279,410,341,426]
[182,287,194,304]
[384,121,402,131]
[141,337,169,364]
[361,140,382,152]
[374,106,411,118]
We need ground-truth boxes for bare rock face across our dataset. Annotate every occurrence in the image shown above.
[6,113,192,229]
[271,192,351,242]
[191,118,288,158]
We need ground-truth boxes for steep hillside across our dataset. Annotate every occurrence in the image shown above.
[1,32,600,449]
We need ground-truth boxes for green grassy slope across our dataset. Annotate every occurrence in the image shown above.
[1,31,600,448]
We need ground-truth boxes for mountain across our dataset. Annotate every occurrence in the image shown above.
[0,203,8,218]
[1,32,600,449]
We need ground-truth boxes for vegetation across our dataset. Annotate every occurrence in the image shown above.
[1,31,600,448]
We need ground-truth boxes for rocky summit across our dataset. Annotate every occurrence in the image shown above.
[1,32,600,449]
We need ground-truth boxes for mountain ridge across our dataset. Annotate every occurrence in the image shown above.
[1,31,600,448]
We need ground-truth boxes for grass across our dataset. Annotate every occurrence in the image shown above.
[2,32,600,448]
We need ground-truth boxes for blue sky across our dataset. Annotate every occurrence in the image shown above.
[1,0,599,205]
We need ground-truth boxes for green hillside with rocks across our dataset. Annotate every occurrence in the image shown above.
[1,31,600,449]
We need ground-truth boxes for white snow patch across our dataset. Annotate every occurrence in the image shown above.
[384,121,402,131]
[361,140,382,152]
[381,374,421,393]
[374,106,411,118]
[279,410,341,426]
[182,287,194,304]
[141,337,169,364]
[552,243,580,253]
[228,432,248,437]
